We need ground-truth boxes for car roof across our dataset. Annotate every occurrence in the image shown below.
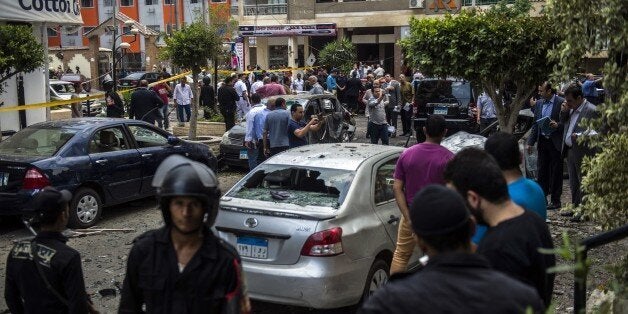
[29,118,132,131]
[264,143,403,171]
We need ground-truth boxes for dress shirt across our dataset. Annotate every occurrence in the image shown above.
[540,95,555,136]
[326,75,337,91]
[245,104,265,142]
[174,83,193,105]
[564,101,584,147]
[253,108,271,141]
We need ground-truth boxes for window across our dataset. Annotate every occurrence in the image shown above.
[0,128,77,157]
[128,125,168,148]
[145,0,159,4]
[83,27,95,35]
[103,0,114,6]
[211,0,227,2]
[147,25,160,32]
[47,27,58,37]
[190,0,198,3]
[164,0,174,4]
[89,127,128,154]
[374,158,397,204]
[81,0,94,7]
[120,0,134,6]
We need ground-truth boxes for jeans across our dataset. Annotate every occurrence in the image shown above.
[161,104,170,129]
[247,142,260,170]
[177,104,191,123]
[368,122,389,145]
[391,216,417,274]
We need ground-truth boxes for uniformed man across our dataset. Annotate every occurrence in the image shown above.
[119,155,250,314]
[5,187,96,314]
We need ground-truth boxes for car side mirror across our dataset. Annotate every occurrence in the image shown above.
[167,136,181,145]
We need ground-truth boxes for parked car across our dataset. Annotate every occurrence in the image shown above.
[59,73,91,92]
[219,94,357,169]
[214,143,407,308]
[117,71,161,89]
[0,118,217,228]
[49,79,103,117]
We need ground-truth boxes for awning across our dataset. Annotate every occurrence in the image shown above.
[0,1,83,25]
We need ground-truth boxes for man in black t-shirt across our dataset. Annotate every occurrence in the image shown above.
[443,148,556,307]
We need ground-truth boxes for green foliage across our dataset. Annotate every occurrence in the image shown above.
[0,24,46,94]
[318,38,357,74]
[399,0,559,132]
[546,0,628,230]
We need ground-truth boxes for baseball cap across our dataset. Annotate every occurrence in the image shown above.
[22,187,72,216]
[410,185,470,236]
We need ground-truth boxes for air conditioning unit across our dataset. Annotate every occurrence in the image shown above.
[147,7,155,13]
[409,0,423,9]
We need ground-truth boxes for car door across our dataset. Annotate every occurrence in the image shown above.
[371,156,401,243]
[127,124,186,195]
[88,126,143,203]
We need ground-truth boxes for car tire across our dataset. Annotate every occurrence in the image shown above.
[68,187,102,229]
[361,259,390,302]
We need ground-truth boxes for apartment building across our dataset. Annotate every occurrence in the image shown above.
[50,0,546,78]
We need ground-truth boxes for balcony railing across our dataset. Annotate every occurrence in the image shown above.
[238,4,287,16]
[463,0,544,5]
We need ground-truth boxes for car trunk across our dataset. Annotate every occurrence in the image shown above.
[414,80,472,118]
[215,198,336,265]
[0,159,36,193]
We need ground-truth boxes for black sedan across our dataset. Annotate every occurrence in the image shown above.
[0,118,216,228]
[117,71,161,89]
[219,93,356,168]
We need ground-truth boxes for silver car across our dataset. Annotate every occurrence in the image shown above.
[214,143,405,308]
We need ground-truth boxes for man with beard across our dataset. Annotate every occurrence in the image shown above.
[443,148,555,307]
[217,76,240,131]
[119,155,250,313]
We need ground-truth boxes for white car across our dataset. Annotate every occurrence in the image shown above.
[49,80,103,116]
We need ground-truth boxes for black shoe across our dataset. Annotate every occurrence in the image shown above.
[547,203,561,210]
[560,211,574,217]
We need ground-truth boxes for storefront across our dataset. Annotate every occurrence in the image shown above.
[0,1,83,133]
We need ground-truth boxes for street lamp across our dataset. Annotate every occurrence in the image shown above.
[111,20,139,91]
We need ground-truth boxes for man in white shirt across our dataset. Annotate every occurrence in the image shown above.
[291,73,305,92]
[373,64,385,77]
[234,73,250,119]
[250,74,264,96]
[173,77,193,125]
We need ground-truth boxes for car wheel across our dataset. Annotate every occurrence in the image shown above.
[361,259,390,302]
[68,187,102,228]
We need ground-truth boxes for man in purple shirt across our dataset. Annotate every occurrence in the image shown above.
[255,75,286,99]
[391,114,454,274]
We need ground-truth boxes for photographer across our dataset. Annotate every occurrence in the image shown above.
[5,187,98,314]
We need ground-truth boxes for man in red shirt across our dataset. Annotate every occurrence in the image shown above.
[152,74,172,129]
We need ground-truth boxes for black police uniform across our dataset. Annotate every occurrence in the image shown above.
[359,253,544,314]
[119,227,247,314]
[5,231,90,314]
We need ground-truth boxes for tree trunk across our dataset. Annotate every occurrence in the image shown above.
[188,70,200,140]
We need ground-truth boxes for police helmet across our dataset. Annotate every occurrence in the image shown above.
[152,155,221,227]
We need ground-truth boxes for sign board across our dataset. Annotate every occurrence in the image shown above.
[287,0,315,20]
[425,0,462,15]
[235,40,244,72]
[239,24,336,37]
[0,0,83,24]
[306,53,316,66]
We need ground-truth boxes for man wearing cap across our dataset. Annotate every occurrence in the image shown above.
[119,155,249,313]
[359,185,544,313]
[5,187,96,314]
[444,148,555,307]
[390,114,453,274]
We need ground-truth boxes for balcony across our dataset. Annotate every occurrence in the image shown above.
[462,0,544,5]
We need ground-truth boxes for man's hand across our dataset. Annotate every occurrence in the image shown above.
[244,141,255,149]
[264,147,270,157]
[308,117,319,126]
[526,145,534,154]
[561,101,569,112]
[529,97,537,107]
[549,120,558,129]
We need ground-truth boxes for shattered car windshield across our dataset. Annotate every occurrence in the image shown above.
[227,165,355,209]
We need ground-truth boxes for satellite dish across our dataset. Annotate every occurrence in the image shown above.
[62,25,81,35]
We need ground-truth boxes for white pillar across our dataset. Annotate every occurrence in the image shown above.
[288,36,298,68]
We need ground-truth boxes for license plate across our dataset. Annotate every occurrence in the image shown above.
[433,106,448,115]
[237,236,268,259]
[239,149,248,160]
[0,172,7,186]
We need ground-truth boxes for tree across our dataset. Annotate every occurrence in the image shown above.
[546,0,627,230]
[0,25,45,94]
[399,0,559,133]
[160,21,222,140]
[318,38,357,74]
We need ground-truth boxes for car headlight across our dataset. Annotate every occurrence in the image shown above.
[221,132,230,145]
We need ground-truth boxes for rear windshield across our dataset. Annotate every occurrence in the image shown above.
[50,83,76,94]
[415,80,471,102]
[227,165,355,209]
[0,128,76,157]
[124,73,144,80]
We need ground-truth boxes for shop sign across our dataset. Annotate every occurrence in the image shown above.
[239,24,336,37]
[0,0,83,24]
[425,0,461,15]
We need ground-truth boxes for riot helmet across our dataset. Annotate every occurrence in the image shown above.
[152,155,221,227]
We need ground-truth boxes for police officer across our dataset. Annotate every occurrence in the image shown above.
[119,155,250,314]
[5,187,97,314]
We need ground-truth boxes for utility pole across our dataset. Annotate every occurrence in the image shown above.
[174,0,179,31]
[112,0,118,91]
[202,0,208,24]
